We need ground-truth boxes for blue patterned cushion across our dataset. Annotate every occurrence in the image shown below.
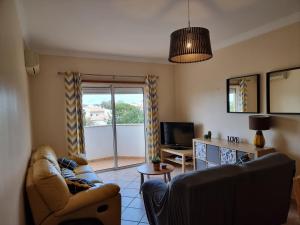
[58,157,78,170]
[65,178,95,194]
[61,168,76,179]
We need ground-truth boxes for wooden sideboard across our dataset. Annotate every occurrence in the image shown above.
[193,138,275,171]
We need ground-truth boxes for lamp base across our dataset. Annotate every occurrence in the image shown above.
[253,130,265,148]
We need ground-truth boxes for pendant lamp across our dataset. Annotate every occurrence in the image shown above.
[168,0,213,63]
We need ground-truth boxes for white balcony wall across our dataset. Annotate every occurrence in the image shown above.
[84,124,145,160]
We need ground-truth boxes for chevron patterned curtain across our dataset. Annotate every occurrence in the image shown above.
[145,75,159,160]
[239,79,248,112]
[64,72,85,155]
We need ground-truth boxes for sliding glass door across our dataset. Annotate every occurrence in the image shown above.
[114,87,146,167]
[82,87,116,170]
[82,85,146,171]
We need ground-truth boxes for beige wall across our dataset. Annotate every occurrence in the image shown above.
[0,0,32,225]
[174,22,300,174]
[30,55,175,156]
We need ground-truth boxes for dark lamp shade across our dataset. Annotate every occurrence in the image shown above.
[168,27,213,63]
[249,115,271,131]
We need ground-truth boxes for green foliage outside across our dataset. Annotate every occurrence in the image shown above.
[100,101,111,110]
[83,101,144,126]
[106,102,144,124]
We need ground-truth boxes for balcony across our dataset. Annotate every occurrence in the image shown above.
[84,124,146,171]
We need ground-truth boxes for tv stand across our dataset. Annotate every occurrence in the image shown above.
[160,147,193,173]
[167,145,190,150]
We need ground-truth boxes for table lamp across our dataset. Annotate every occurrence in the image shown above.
[249,115,271,148]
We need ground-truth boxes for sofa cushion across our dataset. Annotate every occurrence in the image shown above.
[74,165,94,175]
[31,145,61,172]
[61,168,76,179]
[75,172,103,184]
[58,157,78,170]
[65,178,95,194]
[33,159,70,211]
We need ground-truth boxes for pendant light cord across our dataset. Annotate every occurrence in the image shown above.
[187,0,191,28]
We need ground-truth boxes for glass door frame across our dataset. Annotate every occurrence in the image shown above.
[82,82,147,171]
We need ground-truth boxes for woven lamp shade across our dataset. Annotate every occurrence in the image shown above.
[249,115,271,131]
[168,27,213,63]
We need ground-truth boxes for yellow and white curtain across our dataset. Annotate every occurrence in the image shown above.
[145,75,159,160]
[64,72,85,155]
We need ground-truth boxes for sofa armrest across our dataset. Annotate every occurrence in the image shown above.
[55,183,120,216]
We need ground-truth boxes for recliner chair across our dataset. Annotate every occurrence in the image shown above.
[142,153,295,225]
[26,145,121,225]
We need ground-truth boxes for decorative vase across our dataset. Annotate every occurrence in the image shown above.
[153,163,160,171]
[253,130,265,148]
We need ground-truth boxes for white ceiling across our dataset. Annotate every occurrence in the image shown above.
[16,0,300,63]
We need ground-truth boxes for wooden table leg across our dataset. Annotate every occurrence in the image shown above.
[182,155,186,173]
[139,173,144,194]
[167,172,171,182]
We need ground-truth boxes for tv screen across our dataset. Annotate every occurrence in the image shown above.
[160,122,194,148]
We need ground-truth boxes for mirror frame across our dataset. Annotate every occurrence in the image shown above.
[226,74,260,114]
[266,66,300,115]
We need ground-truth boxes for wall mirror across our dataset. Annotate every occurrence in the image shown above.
[267,67,300,114]
[226,74,260,113]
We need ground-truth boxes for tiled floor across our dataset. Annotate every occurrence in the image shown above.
[97,166,300,225]
[89,156,145,171]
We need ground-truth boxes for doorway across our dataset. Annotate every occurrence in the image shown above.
[82,84,146,171]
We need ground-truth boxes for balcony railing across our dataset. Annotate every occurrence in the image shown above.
[84,124,146,161]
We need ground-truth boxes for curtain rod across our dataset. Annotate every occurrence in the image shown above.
[81,79,146,85]
[57,72,158,79]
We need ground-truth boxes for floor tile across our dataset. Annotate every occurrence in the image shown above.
[126,181,141,189]
[122,207,145,222]
[122,196,134,207]
[110,180,132,188]
[121,188,140,198]
[121,220,139,225]
[128,197,145,209]
[140,214,149,223]
[136,193,143,199]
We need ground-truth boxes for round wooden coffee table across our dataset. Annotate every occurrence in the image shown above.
[137,163,175,193]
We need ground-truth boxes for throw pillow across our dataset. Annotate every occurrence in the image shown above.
[65,178,95,194]
[61,168,76,179]
[58,157,78,170]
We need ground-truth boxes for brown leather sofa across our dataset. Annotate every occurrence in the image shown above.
[26,145,121,225]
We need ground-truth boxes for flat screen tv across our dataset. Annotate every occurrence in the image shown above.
[160,122,194,149]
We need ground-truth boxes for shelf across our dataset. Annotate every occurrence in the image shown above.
[164,157,193,166]
[195,157,219,166]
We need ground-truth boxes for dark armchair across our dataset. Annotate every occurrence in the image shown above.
[142,153,295,225]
